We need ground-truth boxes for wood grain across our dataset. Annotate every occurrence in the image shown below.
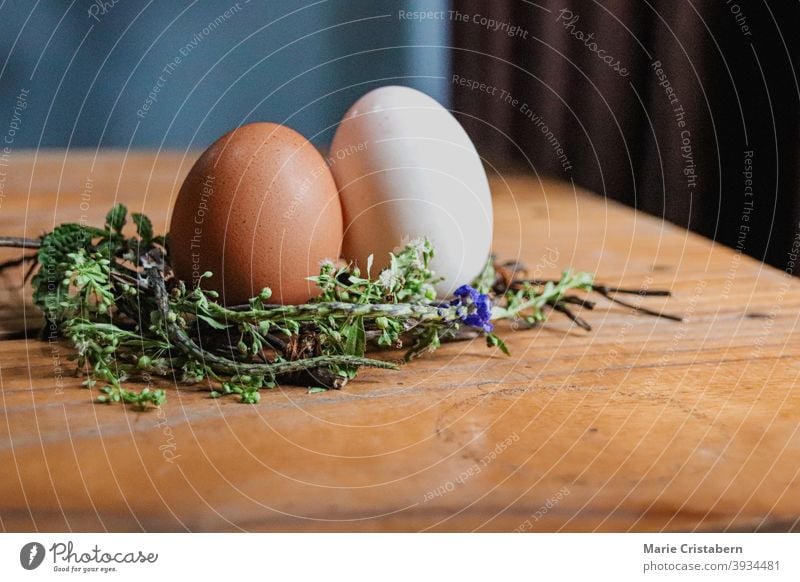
[0,151,798,532]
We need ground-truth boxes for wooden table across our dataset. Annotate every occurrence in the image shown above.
[1,151,798,532]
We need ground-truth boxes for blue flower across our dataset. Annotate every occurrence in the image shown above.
[451,284,494,332]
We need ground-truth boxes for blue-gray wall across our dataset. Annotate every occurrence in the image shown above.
[0,0,450,149]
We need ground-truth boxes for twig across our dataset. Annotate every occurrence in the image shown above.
[0,237,42,249]
[512,279,671,297]
[592,284,672,297]
[562,296,595,309]
[552,303,592,331]
[593,288,684,322]
[0,254,37,272]
[509,278,683,322]
[23,258,39,284]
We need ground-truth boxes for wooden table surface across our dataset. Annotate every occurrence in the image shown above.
[1,151,798,532]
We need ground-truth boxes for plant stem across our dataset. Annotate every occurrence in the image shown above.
[512,279,673,297]
[552,303,592,331]
[593,289,684,322]
[205,300,460,325]
[143,258,398,388]
[509,278,683,322]
[0,236,41,249]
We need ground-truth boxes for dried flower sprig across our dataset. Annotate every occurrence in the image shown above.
[0,205,679,409]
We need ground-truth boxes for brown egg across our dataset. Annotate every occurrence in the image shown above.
[169,122,343,305]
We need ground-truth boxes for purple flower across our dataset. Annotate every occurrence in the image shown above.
[451,284,494,332]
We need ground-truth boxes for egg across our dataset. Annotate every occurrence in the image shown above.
[329,86,493,297]
[169,122,343,305]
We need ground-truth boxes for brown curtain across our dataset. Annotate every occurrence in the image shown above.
[451,0,800,271]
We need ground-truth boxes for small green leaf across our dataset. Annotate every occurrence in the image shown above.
[308,386,328,394]
[105,203,127,232]
[132,213,153,242]
[486,332,510,356]
[197,314,230,330]
[472,255,497,294]
[341,316,366,357]
[240,389,261,404]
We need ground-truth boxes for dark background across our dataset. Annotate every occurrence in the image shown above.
[450,0,800,273]
[0,0,450,148]
[1,0,798,271]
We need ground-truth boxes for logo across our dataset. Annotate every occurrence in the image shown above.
[20,542,45,570]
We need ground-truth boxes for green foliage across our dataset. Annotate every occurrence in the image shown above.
[309,238,439,304]
[211,374,271,404]
[32,223,102,318]
[131,213,153,243]
[28,205,606,411]
[491,270,594,325]
[473,255,497,294]
[486,332,510,356]
[96,386,166,409]
[105,203,127,233]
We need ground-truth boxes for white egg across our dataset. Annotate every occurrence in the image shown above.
[329,85,493,297]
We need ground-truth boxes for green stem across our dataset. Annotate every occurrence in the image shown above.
[202,300,462,325]
[496,275,592,321]
[144,264,398,385]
